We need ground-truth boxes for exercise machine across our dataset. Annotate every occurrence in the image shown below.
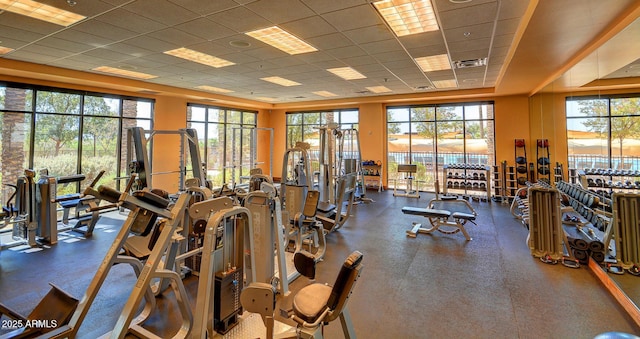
[393,164,421,198]
[241,250,364,339]
[1,169,37,249]
[402,195,478,241]
[230,127,274,185]
[287,189,326,261]
[127,127,206,191]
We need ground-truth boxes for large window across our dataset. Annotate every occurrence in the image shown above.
[1,83,153,203]
[386,102,495,191]
[186,104,257,187]
[566,95,640,170]
[285,109,359,173]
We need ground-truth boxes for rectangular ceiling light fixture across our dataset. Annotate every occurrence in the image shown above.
[164,48,235,68]
[261,76,301,87]
[0,46,14,55]
[196,85,234,93]
[312,91,338,97]
[257,96,276,102]
[0,0,86,26]
[415,54,451,72]
[373,0,439,37]
[92,66,157,80]
[246,26,317,55]
[327,67,367,80]
[432,79,458,88]
[366,86,392,93]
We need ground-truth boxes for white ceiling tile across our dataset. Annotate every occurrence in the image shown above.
[499,0,532,20]
[492,34,515,48]
[21,44,76,58]
[123,0,200,26]
[240,46,289,60]
[82,48,137,62]
[95,8,167,34]
[321,4,382,31]
[168,0,240,16]
[325,45,367,59]
[359,40,404,55]
[406,45,449,58]
[147,28,206,47]
[72,20,139,41]
[301,0,368,15]
[443,22,494,43]
[397,31,444,49]
[49,58,97,71]
[120,36,176,53]
[36,37,94,54]
[380,58,419,70]
[268,57,308,68]
[494,17,522,36]
[174,18,236,41]
[306,33,353,50]
[0,37,29,49]
[6,51,58,63]
[36,0,116,16]
[0,12,63,34]
[207,7,272,33]
[280,16,336,39]
[52,29,112,47]
[341,55,379,67]
[245,0,316,23]
[105,42,155,58]
[438,2,499,30]
[342,25,395,44]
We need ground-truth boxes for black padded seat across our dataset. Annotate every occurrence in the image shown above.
[293,283,332,324]
[452,212,475,221]
[401,207,451,218]
[317,201,335,213]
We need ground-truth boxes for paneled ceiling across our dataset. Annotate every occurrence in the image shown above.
[0,0,639,105]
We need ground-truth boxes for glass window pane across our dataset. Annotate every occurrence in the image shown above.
[243,112,256,124]
[123,99,152,118]
[611,97,640,116]
[411,107,435,121]
[84,96,119,116]
[322,112,338,125]
[287,113,302,125]
[0,87,33,111]
[388,122,410,185]
[82,117,119,188]
[436,106,463,120]
[341,110,358,124]
[188,105,206,121]
[464,105,481,120]
[36,91,81,114]
[304,112,320,124]
[287,125,302,148]
[437,121,464,164]
[567,117,610,169]
[208,108,224,123]
[566,98,608,117]
[388,108,409,122]
[33,113,80,177]
[206,123,224,187]
[228,110,241,123]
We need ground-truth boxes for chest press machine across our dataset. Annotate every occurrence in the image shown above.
[402,185,478,240]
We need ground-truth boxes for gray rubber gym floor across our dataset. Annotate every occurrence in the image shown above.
[1,190,638,338]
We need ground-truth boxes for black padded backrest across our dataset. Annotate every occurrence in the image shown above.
[303,190,320,218]
[293,250,316,279]
[97,185,121,203]
[133,190,170,209]
[326,251,363,320]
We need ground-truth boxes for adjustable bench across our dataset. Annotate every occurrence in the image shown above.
[402,199,477,241]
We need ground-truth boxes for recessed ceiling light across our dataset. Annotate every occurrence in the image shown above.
[260,76,301,87]
[196,85,234,93]
[366,86,392,93]
[373,0,439,37]
[164,47,234,68]
[462,79,478,83]
[245,26,317,55]
[327,67,367,80]
[0,46,14,55]
[92,66,157,80]
[432,79,458,88]
[0,0,86,26]
[415,54,451,72]
[229,40,251,48]
[313,91,338,97]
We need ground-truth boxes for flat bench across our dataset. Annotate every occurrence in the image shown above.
[402,200,477,241]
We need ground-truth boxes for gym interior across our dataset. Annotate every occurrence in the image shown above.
[2,0,640,338]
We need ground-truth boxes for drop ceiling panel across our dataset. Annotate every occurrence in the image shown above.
[0,37,28,50]
[295,51,337,64]
[370,50,410,63]
[52,29,113,48]
[6,50,62,64]
[341,55,379,67]
[321,4,382,31]
[122,0,200,26]
[147,28,207,46]
[397,31,444,49]
[406,45,449,58]
[0,12,63,34]
[36,0,115,16]
[443,23,494,42]
[174,18,236,41]
[51,58,98,71]
[245,0,317,23]
[498,0,532,20]
[268,56,308,68]
[325,45,367,59]
[94,8,167,34]
[342,25,395,44]
[105,42,155,58]
[281,16,337,39]
[72,20,139,41]
[118,36,176,53]
[305,33,354,50]
[240,47,289,60]
[206,7,272,33]
[494,17,522,36]
[438,2,499,30]
[29,37,92,54]
[359,39,404,55]
[81,48,135,62]
[433,0,496,12]
[168,0,241,16]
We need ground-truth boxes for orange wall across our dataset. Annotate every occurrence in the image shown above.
[150,96,188,192]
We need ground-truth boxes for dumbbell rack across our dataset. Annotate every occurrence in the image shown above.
[554,162,564,183]
[514,139,528,188]
[536,139,551,183]
[492,161,513,203]
[443,164,491,202]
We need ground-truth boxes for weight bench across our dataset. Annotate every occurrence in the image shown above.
[402,199,477,241]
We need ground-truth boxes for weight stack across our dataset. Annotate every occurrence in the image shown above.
[612,193,640,270]
[527,187,564,261]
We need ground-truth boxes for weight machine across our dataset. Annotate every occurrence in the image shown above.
[127,127,206,191]
[1,169,37,249]
[230,127,274,186]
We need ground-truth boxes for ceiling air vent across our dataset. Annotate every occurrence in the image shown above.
[453,58,487,69]
[355,90,370,94]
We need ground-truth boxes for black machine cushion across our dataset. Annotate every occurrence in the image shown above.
[452,212,476,221]
[98,185,122,203]
[133,190,170,209]
[401,207,451,218]
[293,283,332,324]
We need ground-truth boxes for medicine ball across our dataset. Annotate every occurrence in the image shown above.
[515,156,526,164]
[516,165,527,174]
[537,157,550,165]
[515,139,525,147]
[537,139,549,147]
[517,177,527,185]
[538,166,550,175]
